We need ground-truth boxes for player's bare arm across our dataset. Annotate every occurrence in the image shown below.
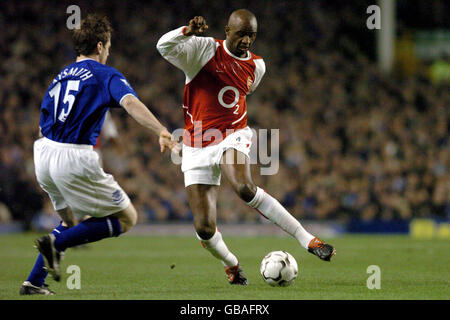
[183,16,209,36]
[120,94,176,153]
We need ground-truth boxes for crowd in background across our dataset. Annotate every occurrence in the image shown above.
[0,0,448,230]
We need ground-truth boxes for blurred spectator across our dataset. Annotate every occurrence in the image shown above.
[0,202,12,224]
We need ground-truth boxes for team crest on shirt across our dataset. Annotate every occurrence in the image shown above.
[247,77,253,90]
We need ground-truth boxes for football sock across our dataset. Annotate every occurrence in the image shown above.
[247,187,315,249]
[27,221,68,287]
[196,229,239,267]
[53,217,121,252]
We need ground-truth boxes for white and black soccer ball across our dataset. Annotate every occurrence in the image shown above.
[260,251,298,287]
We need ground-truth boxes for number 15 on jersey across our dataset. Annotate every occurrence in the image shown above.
[48,80,80,123]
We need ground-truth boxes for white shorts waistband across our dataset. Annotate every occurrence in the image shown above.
[40,137,93,150]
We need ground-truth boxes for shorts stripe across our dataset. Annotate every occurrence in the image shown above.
[106,218,113,237]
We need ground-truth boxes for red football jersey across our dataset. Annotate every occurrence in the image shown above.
[157,27,265,147]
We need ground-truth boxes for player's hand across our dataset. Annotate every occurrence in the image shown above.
[184,16,209,36]
[159,128,179,153]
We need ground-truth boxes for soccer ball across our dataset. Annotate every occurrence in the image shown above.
[260,251,298,287]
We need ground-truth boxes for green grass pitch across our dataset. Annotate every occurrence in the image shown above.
[0,233,448,300]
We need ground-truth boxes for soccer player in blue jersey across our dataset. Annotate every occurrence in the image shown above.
[20,14,177,295]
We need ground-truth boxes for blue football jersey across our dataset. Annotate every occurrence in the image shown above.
[39,58,137,145]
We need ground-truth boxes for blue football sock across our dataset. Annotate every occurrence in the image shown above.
[53,217,122,252]
[27,222,68,287]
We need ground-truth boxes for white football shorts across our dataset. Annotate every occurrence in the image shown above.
[182,126,253,187]
[33,137,130,219]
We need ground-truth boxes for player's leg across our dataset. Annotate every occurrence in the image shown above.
[55,206,77,228]
[186,183,247,285]
[34,144,138,281]
[20,218,70,295]
[22,204,84,295]
[220,148,314,247]
[51,203,136,251]
[110,203,137,233]
[29,143,75,285]
[47,145,136,248]
[42,145,136,249]
[186,184,218,239]
[186,184,238,266]
[34,203,136,282]
[220,148,335,261]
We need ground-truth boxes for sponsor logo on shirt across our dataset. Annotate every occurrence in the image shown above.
[112,190,124,204]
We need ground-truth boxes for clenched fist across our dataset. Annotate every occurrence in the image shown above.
[183,16,209,36]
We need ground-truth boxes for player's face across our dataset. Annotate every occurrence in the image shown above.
[99,39,111,64]
[225,21,257,58]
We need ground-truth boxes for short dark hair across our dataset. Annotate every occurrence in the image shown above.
[72,14,113,56]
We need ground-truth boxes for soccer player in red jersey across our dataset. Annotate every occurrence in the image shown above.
[157,9,335,285]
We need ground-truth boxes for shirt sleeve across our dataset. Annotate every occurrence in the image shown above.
[248,58,266,94]
[156,26,217,83]
[108,74,138,107]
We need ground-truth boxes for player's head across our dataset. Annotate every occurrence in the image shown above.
[225,9,257,58]
[72,14,113,64]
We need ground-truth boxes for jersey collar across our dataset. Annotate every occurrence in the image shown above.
[223,41,251,61]
[76,58,97,63]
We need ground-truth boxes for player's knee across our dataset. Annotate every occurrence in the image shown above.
[126,210,138,230]
[195,223,216,240]
[117,206,137,233]
[235,182,257,202]
[129,210,138,227]
[120,217,136,233]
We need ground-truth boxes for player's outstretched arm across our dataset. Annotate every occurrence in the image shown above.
[121,95,176,153]
[156,16,215,81]
[156,16,209,53]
